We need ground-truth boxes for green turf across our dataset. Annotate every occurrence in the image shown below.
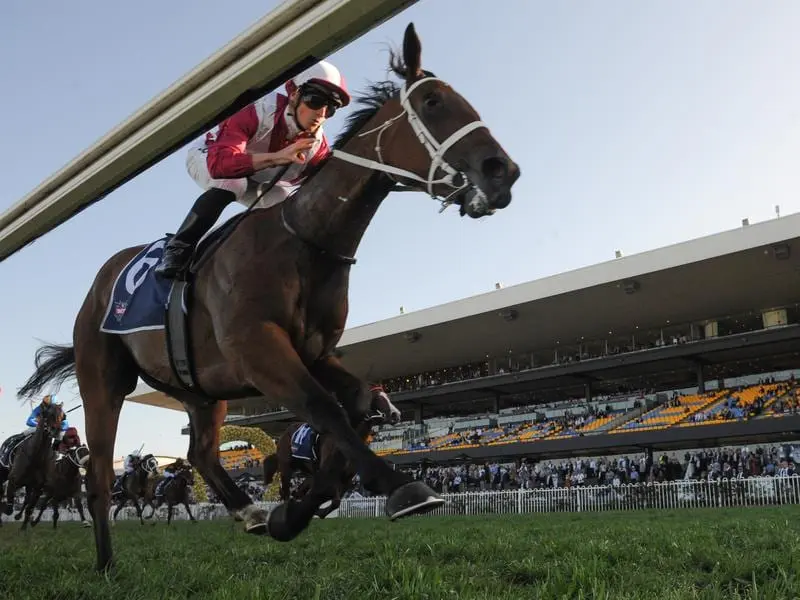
[0,506,798,599]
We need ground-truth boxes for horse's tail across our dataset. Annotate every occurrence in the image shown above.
[17,343,77,402]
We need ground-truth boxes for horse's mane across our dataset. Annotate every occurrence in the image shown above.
[331,80,400,150]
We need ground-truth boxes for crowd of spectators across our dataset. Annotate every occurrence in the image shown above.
[378,444,798,495]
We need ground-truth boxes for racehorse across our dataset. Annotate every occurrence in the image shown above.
[142,462,197,525]
[29,444,92,529]
[110,453,159,525]
[0,402,65,528]
[16,23,519,572]
[263,384,401,518]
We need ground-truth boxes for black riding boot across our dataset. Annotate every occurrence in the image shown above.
[155,188,236,279]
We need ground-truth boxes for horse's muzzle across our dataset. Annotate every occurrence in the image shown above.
[462,156,520,218]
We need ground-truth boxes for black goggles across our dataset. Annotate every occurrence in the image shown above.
[299,88,341,116]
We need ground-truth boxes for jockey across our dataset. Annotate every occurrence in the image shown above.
[114,449,141,493]
[123,450,140,474]
[154,60,351,279]
[25,393,69,440]
[56,427,81,454]
[155,462,179,498]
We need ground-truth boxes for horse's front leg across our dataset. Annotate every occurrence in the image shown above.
[32,493,52,526]
[74,495,91,526]
[51,499,61,529]
[219,322,440,541]
[133,497,145,525]
[21,487,43,531]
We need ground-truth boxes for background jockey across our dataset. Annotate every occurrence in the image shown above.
[123,450,140,475]
[25,393,69,439]
[56,427,81,454]
[155,462,179,498]
[113,449,141,493]
[155,60,351,279]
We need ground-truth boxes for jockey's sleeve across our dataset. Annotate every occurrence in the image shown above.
[25,411,39,428]
[206,104,260,179]
[61,419,69,431]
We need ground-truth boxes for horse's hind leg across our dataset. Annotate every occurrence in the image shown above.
[182,498,196,522]
[75,329,138,573]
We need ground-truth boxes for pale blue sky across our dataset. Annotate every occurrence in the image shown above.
[2,1,799,458]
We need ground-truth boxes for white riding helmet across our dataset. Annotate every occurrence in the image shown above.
[285,60,351,108]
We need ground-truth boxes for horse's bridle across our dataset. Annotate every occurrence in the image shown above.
[331,75,492,215]
[64,444,90,468]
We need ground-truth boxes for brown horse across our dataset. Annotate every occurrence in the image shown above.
[263,384,401,518]
[16,23,519,572]
[0,402,65,528]
[29,444,92,528]
[142,462,197,525]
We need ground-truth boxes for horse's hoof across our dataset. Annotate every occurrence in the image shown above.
[385,481,445,521]
[82,520,91,528]
[236,504,269,535]
[266,502,301,542]
[267,501,316,542]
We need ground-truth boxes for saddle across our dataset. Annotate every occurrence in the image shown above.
[0,433,31,469]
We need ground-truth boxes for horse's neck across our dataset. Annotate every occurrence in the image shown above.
[30,428,50,452]
[56,458,77,476]
[288,110,398,261]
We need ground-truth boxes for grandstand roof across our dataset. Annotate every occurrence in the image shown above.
[127,211,800,412]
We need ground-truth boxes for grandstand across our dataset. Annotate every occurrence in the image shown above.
[128,210,800,464]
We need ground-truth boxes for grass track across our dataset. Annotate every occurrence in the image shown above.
[0,506,798,599]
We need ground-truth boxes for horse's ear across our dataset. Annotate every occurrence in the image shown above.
[402,22,422,83]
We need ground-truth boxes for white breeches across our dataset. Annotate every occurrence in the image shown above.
[186,145,295,209]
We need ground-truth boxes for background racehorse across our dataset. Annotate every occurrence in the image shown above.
[0,402,65,528]
[16,23,519,572]
[142,462,197,525]
[110,453,159,525]
[263,385,401,518]
[29,444,92,528]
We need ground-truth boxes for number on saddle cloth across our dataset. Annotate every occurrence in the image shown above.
[290,424,319,462]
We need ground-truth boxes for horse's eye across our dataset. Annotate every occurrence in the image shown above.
[424,93,441,110]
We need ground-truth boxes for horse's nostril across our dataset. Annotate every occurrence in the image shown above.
[482,157,508,180]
